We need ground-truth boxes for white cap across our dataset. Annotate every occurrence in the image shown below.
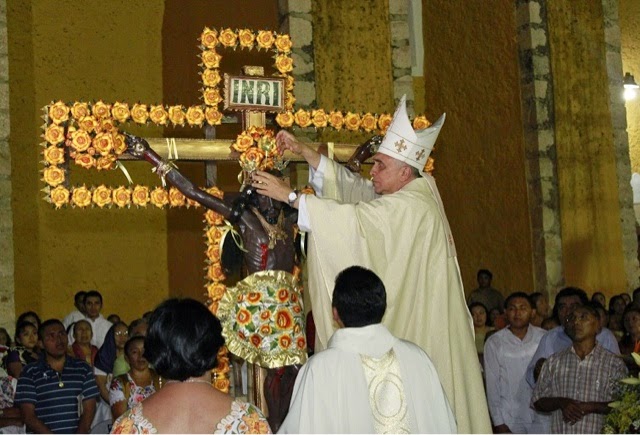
[377,95,445,174]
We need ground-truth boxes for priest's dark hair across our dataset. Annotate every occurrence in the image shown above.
[144,298,224,381]
[332,266,387,327]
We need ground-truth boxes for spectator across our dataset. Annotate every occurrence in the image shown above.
[591,291,606,309]
[608,295,627,339]
[0,375,24,433]
[62,290,87,330]
[95,322,129,402]
[468,269,505,313]
[469,302,494,356]
[83,290,112,348]
[532,304,627,433]
[5,321,39,378]
[109,336,160,421]
[592,302,609,331]
[68,319,98,367]
[633,287,640,307]
[541,317,560,331]
[279,266,456,433]
[0,328,11,347]
[488,307,508,330]
[621,292,632,307]
[484,292,546,433]
[530,292,550,328]
[15,313,41,332]
[111,298,270,434]
[14,319,99,434]
[127,318,148,338]
[618,304,640,375]
[107,314,121,325]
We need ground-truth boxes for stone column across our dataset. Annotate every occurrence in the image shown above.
[516,0,563,296]
[389,0,414,115]
[0,0,15,333]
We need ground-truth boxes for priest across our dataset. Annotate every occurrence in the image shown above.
[252,95,491,433]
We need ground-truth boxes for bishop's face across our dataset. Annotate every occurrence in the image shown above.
[370,153,409,195]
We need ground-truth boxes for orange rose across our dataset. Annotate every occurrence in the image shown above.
[92,132,113,156]
[285,92,296,111]
[132,185,150,207]
[293,109,311,128]
[92,185,112,208]
[275,54,293,74]
[87,147,96,156]
[284,74,295,91]
[98,118,116,133]
[92,101,111,119]
[71,186,91,207]
[278,334,292,349]
[112,133,126,155]
[328,111,344,129]
[207,263,226,282]
[413,115,431,130]
[112,186,131,208]
[424,156,435,174]
[44,124,65,145]
[111,102,130,123]
[205,242,221,262]
[247,292,262,303]
[200,27,218,49]
[293,305,302,314]
[50,185,70,208]
[311,109,328,128]
[216,359,230,374]
[204,210,224,226]
[218,28,237,47]
[275,309,293,330]
[202,68,221,87]
[70,102,90,120]
[43,146,64,165]
[236,308,252,326]
[259,324,272,336]
[344,112,361,131]
[206,227,223,244]
[186,197,201,208]
[275,34,292,53]
[238,29,255,48]
[260,310,271,320]
[296,336,306,350]
[43,166,65,187]
[205,186,224,199]
[209,300,220,315]
[150,187,169,208]
[131,104,149,124]
[256,30,275,49]
[96,155,116,170]
[48,101,70,124]
[78,115,98,132]
[377,113,393,133]
[74,153,95,169]
[68,129,90,152]
[214,378,229,393]
[293,323,301,335]
[250,334,262,348]
[275,111,294,128]
[232,132,255,152]
[240,148,265,171]
[186,106,205,126]
[168,106,185,126]
[201,50,222,68]
[207,283,226,301]
[203,88,222,106]
[276,288,290,303]
[168,187,185,207]
[360,113,377,132]
[290,293,299,303]
[205,107,222,125]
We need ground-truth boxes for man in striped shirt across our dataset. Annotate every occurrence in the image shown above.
[15,319,99,434]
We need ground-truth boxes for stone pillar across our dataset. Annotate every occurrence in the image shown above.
[389,0,414,115]
[516,0,563,297]
[601,0,640,291]
[0,0,15,333]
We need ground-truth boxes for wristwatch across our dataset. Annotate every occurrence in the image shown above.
[287,190,299,206]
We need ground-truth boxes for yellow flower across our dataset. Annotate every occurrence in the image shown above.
[131,185,150,207]
[168,187,185,207]
[206,226,223,244]
[344,112,361,131]
[130,103,149,124]
[218,28,237,47]
[150,187,169,208]
[293,109,312,128]
[275,34,292,53]
[71,186,92,208]
[205,107,222,125]
[377,113,393,133]
[284,74,295,91]
[238,29,255,48]
[204,186,224,199]
[278,334,292,349]
[236,308,252,326]
[256,30,275,49]
[98,118,116,133]
[92,185,112,208]
[112,186,131,208]
[149,105,168,125]
[285,92,296,111]
[232,132,255,152]
[207,283,226,301]
[413,115,431,130]
[111,102,130,123]
[311,109,328,128]
[74,153,95,169]
[202,68,222,87]
[206,242,221,262]
[50,186,70,208]
[204,210,225,226]
[95,155,116,171]
[201,50,222,68]
[92,132,114,156]
[78,115,98,133]
[276,111,294,128]
[360,113,377,132]
[44,124,65,145]
[70,102,90,120]
[207,263,226,282]
[328,111,345,129]
[275,309,294,330]
[203,88,222,106]
[275,54,293,73]
[168,106,185,126]
[48,101,70,124]
[112,133,127,155]
[43,146,65,165]
[200,27,218,49]
[43,166,65,187]
[91,101,111,119]
[185,106,205,126]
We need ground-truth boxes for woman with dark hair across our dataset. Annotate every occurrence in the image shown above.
[15,311,41,331]
[619,304,640,375]
[608,294,627,339]
[110,298,271,434]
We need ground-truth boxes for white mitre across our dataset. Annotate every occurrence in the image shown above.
[377,95,445,176]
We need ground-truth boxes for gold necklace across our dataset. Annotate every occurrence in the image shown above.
[250,207,287,249]
[56,372,64,388]
[166,378,212,386]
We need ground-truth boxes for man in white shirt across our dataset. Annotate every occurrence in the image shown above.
[83,290,112,348]
[62,290,87,329]
[484,292,546,433]
[279,266,456,434]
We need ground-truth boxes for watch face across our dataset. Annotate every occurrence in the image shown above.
[288,192,297,202]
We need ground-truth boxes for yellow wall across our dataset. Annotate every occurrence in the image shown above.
[621,0,640,172]
[547,1,627,293]
[421,1,534,293]
[8,1,169,322]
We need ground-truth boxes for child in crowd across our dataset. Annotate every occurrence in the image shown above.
[5,321,39,378]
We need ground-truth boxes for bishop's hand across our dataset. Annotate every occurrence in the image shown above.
[122,132,150,158]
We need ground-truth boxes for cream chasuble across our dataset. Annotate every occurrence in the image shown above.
[302,158,491,433]
[278,324,456,434]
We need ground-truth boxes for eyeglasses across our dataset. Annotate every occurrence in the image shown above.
[115,331,129,337]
